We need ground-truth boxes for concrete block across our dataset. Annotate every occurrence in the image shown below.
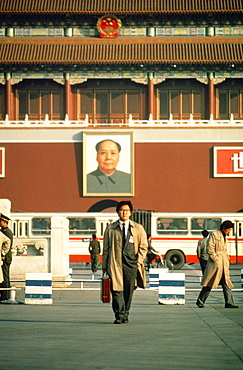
[158,273,185,305]
[25,273,52,305]
[149,267,168,290]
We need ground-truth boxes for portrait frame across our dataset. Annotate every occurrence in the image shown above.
[0,147,5,178]
[83,132,134,196]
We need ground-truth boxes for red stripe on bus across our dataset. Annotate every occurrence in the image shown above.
[69,254,243,264]
[69,255,102,263]
[70,236,243,242]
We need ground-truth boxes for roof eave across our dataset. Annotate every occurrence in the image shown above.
[1,60,242,65]
[0,9,242,15]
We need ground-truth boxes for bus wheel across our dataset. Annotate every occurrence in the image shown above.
[165,250,185,270]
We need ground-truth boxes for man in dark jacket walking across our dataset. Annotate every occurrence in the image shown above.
[196,230,209,274]
[0,214,13,302]
[88,234,101,273]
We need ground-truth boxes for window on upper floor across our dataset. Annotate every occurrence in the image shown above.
[15,80,64,120]
[17,89,64,120]
[78,86,144,124]
[157,88,205,120]
[216,89,243,120]
[0,86,5,120]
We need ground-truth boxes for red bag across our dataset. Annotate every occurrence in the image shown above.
[101,276,111,303]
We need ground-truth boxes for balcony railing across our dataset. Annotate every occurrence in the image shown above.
[1,114,243,128]
[129,114,243,127]
[0,114,89,127]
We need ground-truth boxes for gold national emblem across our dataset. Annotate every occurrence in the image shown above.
[97,15,122,38]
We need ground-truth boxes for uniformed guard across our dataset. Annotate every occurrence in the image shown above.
[0,214,13,302]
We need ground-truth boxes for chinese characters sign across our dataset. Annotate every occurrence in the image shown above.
[213,147,243,177]
[0,148,5,178]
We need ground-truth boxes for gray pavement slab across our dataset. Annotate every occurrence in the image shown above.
[0,264,243,369]
[0,290,243,369]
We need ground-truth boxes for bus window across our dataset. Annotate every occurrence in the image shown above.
[191,218,222,234]
[239,223,242,237]
[157,218,165,233]
[68,217,96,235]
[157,218,188,235]
[190,218,203,234]
[233,222,241,238]
[32,218,51,235]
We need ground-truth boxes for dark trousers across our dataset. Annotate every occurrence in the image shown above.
[90,254,99,273]
[111,264,137,320]
[198,275,235,306]
[199,259,208,275]
[0,262,11,301]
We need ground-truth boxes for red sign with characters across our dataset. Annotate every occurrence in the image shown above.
[97,15,122,38]
[213,146,243,177]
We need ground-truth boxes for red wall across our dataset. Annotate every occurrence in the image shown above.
[1,142,242,213]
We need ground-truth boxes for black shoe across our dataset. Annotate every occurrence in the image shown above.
[122,318,129,323]
[196,299,205,308]
[114,319,122,324]
[225,304,239,308]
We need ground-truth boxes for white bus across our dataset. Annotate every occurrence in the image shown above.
[10,211,243,269]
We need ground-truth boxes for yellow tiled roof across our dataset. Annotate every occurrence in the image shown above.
[0,0,242,14]
[0,37,242,64]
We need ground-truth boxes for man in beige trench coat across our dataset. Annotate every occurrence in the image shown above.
[196,220,238,308]
[102,201,148,324]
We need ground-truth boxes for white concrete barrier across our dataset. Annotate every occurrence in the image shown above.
[149,268,168,290]
[25,273,52,305]
[158,273,185,305]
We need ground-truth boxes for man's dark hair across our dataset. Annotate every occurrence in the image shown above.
[116,201,133,213]
[95,139,121,153]
[92,234,96,239]
[202,230,209,238]
[220,220,234,230]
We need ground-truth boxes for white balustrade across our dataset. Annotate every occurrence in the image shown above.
[0,114,243,127]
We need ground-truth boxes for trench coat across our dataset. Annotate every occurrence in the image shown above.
[201,230,233,290]
[102,220,148,291]
[0,232,11,282]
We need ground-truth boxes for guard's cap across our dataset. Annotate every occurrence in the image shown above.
[0,213,10,222]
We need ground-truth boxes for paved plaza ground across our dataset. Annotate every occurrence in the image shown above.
[0,263,242,369]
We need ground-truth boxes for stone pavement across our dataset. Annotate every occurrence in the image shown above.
[0,266,243,370]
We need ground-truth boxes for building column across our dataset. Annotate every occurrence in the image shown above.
[65,73,71,119]
[148,73,155,120]
[5,73,12,119]
[208,72,215,119]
